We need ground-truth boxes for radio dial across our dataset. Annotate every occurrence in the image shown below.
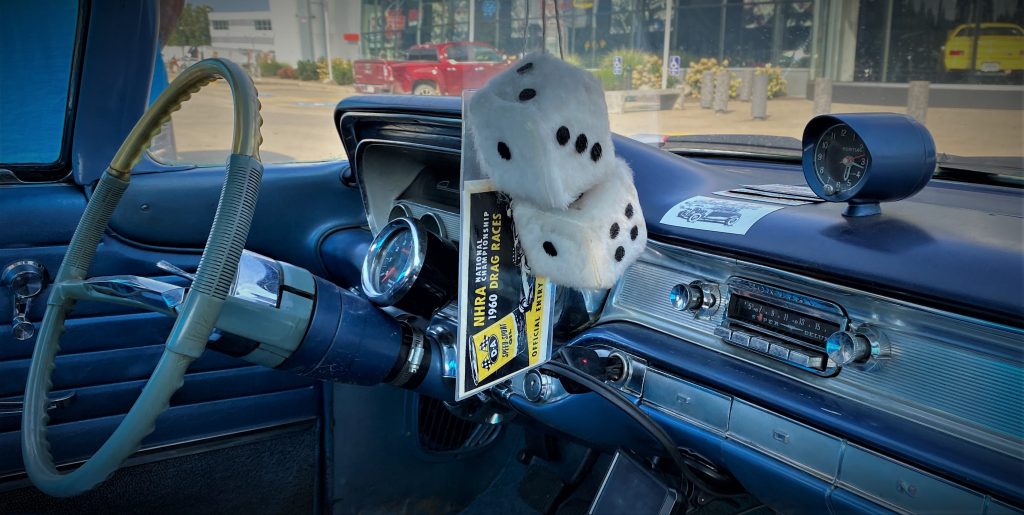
[825,331,869,366]
[826,325,890,369]
[670,283,703,312]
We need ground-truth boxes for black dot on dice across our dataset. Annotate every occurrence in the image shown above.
[543,241,558,256]
[517,62,533,74]
[609,223,620,239]
[556,126,570,145]
[575,134,588,154]
[497,142,511,160]
[625,203,634,219]
[519,88,536,101]
[630,225,639,240]
[590,142,602,162]
[614,246,625,262]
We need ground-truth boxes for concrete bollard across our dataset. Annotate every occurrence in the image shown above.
[907,81,929,123]
[813,78,833,116]
[714,70,730,113]
[751,72,769,120]
[739,69,754,101]
[700,71,714,109]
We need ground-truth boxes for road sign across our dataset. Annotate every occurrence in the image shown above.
[482,0,497,18]
[613,56,623,76]
[669,55,681,77]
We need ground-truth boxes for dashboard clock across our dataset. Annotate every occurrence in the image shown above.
[361,217,458,317]
[803,113,936,217]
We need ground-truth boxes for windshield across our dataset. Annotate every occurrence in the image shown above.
[148,0,1021,175]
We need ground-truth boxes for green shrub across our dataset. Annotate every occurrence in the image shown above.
[333,59,354,85]
[756,63,787,97]
[296,60,319,81]
[598,49,663,90]
[259,57,285,78]
[685,57,740,98]
[276,65,296,79]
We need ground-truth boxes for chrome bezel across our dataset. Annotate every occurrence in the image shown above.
[725,277,849,351]
[361,217,428,306]
[419,211,447,239]
[811,123,872,201]
[388,203,412,222]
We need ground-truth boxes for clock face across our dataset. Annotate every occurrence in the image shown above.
[812,124,871,197]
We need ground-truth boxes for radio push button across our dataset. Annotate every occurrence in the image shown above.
[788,349,826,370]
[748,336,771,353]
[768,343,791,360]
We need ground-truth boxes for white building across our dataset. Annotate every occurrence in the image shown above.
[166,0,363,70]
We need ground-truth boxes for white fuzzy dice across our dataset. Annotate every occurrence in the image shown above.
[467,52,615,211]
[512,159,647,290]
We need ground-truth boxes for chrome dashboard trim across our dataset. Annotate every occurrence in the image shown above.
[602,241,1024,461]
[351,138,460,236]
[600,349,1013,514]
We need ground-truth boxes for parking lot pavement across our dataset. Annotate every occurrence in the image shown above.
[161,78,1022,165]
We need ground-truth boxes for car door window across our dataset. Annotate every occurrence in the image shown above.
[0,0,79,168]
[445,46,469,63]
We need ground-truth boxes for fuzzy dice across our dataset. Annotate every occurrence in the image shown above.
[512,159,647,290]
[466,52,648,290]
[467,52,615,211]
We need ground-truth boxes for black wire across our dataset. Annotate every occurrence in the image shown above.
[541,353,746,500]
[538,361,704,493]
[553,0,564,59]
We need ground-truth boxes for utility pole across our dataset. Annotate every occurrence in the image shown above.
[661,0,673,89]
[469,0,476,42]
[322,0,333,82]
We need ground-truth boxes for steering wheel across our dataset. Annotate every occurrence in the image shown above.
[21,58,264,497]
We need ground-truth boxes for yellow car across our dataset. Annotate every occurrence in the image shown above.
[944,22,1024,74]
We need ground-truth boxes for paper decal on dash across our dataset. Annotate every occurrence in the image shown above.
[660,196,784,235]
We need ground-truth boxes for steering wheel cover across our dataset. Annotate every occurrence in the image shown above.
[22,58,263,497]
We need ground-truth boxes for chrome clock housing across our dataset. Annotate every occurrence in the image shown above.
[802,113,936,217]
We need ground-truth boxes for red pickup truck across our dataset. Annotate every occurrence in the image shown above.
[354,42,510,96]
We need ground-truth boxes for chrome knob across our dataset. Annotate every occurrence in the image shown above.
[523,370,554,403]
[12,317,34,340]
[825,331,870,366]
[670,283,703,311]
[3,261,48,341]
[2,261,46,299]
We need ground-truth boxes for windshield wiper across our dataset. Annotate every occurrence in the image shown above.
[637,134,803,160]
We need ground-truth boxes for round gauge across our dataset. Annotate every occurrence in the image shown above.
[370,229,415,294]
[361,217,459,317]
[812,124,870,198]
[388,203,411,222]
[803,114,936,217]
[419,212,446,239]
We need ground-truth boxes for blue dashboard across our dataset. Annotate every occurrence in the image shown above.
[335,95,1023,514]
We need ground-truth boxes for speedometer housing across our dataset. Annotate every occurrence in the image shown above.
[802,113,936,217]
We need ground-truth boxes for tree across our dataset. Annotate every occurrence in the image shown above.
[167,3,212,51]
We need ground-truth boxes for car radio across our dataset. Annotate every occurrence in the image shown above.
[716,277,849,375]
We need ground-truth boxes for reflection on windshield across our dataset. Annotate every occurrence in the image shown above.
[150,0,1022,168]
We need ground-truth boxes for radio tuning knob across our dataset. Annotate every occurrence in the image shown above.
[670,283,703,312]
[825,331,869,366]
[826,325,890,369]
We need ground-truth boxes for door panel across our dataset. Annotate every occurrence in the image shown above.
[112,161,364,275]
[0,159,361,491]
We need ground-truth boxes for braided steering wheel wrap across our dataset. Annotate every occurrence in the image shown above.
[21,58,264,497]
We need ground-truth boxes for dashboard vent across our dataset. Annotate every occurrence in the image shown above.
[417,395,501,453]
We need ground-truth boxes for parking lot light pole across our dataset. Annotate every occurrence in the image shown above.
[661,0,673,89]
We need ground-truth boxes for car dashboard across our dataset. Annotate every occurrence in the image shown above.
[334,96,1023,514]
